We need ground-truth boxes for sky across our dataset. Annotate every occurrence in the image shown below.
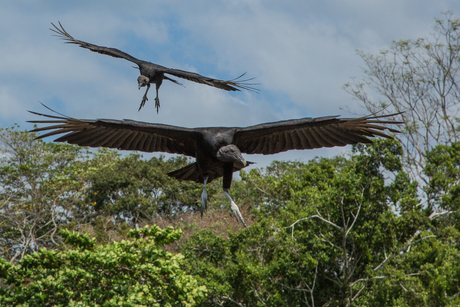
[1,1,459,170]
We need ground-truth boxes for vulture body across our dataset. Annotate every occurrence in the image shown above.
[50,22,257,113]
[29,109,401,227]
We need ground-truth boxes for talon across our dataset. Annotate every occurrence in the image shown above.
[201,177,209,219]
[230,200,247,227]
[224,188,247,228]
[155,97,160,114]
[139,96,148,111]
[201,190,208,218]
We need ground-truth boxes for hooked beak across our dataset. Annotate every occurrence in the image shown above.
[138,84,142,90]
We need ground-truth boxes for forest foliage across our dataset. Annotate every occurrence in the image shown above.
[2,13,460,307]
[1,127,460,306]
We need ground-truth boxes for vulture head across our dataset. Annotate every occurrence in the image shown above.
[137,75,150,89]
[217,144,248,168]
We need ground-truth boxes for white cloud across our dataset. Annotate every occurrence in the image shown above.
[1,1,459,168]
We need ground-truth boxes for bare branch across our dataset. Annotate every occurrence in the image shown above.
[287,210,341,238]
[373,249,390,271]
[429,209,458,220]
[346,201,362,238]
[222,296,246,307]
[345,14,460,184]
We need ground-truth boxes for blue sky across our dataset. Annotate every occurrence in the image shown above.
[1,1,459,168]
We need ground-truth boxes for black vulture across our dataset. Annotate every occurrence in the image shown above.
[29,108,401,227]
[50,22,258,113]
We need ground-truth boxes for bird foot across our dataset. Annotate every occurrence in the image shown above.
[223,188,247,227]
[201,188,208,218]
[139,96,148,111]
[155,97,160,114]
[230,200,247,228]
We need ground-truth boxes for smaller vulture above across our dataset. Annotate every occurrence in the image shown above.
[29,108,401,227]
[50,22,258,113]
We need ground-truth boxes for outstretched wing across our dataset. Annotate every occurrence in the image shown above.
[51,22,259,93]
[51,22,142,66]
[28,109,197,157]
[163,70,259,93]
[233,114,401,155]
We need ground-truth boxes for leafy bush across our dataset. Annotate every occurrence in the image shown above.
[0,225,206,307]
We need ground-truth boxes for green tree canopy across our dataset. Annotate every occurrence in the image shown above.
[181,140,460,306]
[0,225,206,306]
[0,126,87,262]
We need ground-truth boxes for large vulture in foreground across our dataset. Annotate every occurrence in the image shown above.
[50,22,258,113]
[29,109,400,227]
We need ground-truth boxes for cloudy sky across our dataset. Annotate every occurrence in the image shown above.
[1,1,459,169]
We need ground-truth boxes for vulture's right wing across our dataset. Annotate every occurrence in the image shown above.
[28,109,198,157]
[51,22,143,66]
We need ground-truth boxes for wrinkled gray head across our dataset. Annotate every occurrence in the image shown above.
[137,75,150,89]
[216,145,247,167]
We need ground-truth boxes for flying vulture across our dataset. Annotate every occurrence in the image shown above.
[50,22,258,113]
[29,108,400,227]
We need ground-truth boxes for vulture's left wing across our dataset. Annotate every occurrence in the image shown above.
[163,70,259,93]
[28,110,198,157]
[233,114,401,155]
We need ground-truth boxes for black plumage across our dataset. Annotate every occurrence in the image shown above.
[29,108,401,227]
[50,22,258,113]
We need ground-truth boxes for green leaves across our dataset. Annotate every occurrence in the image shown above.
[180,140,460,306]
[0,126,206,260]
[82,153,202,224]
[0,225,206,306]
[128,225,182,246]
[2,123,460,305]
[60,230,96,250]
[0,126,88,262]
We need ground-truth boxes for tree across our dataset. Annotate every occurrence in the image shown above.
[344,12,460,184]
[424,142,460,230]
[181,140,460,306]
[0,126,86,262]
[0,225,206,306]
[0,126,230,259]
[81,153,203,226]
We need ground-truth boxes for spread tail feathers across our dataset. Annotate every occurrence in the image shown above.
[167,163,203,183]
[167,161,254,184]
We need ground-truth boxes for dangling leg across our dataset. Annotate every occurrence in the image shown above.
[154,84,161,113]
[222,162,247,227]
[223,188,247,228]
[200,176,208,218]
[139,84,151,111]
